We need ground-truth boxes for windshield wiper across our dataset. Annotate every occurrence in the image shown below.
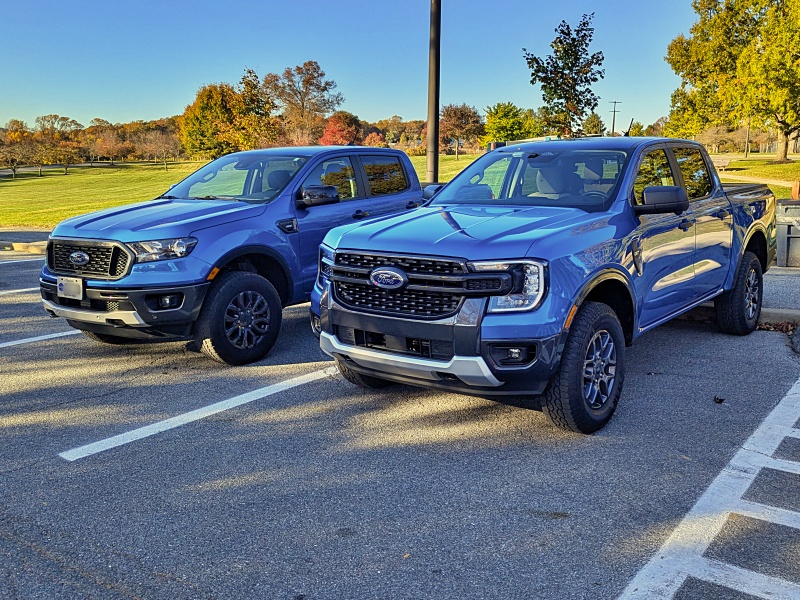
[192,195,242,201]
[157,195,180,199]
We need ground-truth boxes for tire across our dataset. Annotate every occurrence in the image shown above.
[81,330,136,345]
[336,360,395,390]
[542,302,625,434]
[715,251,762,336]
[194,271,282,366]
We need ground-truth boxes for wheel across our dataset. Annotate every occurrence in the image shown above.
[542,302,625,434]
[194,271,282,365]
[81,330,136,345]
[715,251,762,335]
[336,360,395,390]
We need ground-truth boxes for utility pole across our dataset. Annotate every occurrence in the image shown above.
[426,0,441,184]
[744,117,751,158]
[610,101,621,136]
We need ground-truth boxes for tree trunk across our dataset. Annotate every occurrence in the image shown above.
[63,164,68,175]
[38,166,42,176]
[776,130,789,162]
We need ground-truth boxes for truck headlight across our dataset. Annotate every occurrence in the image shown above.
[470,260,546,313]
[318,244,335,286]
[126,237,197,263]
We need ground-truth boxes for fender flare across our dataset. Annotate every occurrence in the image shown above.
[211,244,295,300]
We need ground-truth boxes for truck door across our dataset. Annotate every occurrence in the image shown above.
[672,146,733,299]
[630,147,697,329]
[294,154,417,294]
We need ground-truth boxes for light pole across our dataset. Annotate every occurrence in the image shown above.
[426,0,441,184]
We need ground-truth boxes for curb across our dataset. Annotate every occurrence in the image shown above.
[681,304,800,326]
[0,241,47,254]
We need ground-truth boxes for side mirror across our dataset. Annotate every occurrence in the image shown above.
[422,184,443,200]
[297,185,340,209]
[634,186,690,216]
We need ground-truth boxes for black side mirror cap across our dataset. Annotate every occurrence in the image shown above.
[634,186,690,216]
[297,185,340,209]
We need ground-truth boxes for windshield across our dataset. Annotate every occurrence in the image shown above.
[166,153,308,203]
[431,149,629,211]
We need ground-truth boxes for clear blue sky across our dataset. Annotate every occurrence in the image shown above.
[0,0,697,131]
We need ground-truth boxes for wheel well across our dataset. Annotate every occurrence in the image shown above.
[583,280,635,345]
[218,253,290,305]
[745,231,768,271]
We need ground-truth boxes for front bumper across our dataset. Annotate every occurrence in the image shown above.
[316,287,565,397]
[40,277,210,339]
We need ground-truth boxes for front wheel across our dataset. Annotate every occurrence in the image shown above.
[542,302,625,434]
[194,271,282,366]
[715,251,762,335]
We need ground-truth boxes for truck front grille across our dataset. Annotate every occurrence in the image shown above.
[331,251,512,319]
[48,239,131,280]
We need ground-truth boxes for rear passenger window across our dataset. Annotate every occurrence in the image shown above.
[632,149,675,205]
[673,147,713,200]
[362,156,409,196]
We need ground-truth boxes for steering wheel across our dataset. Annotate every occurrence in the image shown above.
[580,191,606,199]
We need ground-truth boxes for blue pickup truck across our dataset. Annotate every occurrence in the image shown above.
[311,137,776,433]
[40,146,422,365]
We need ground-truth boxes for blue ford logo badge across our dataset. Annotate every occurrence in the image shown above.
[69,251,90,266]
[369,266,408,290]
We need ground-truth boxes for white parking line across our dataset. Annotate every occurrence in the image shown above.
[618,376,800,599]
[0,330,80,349]
[59,366,337,461]
[0,287,38,295]
[0,258,44,264]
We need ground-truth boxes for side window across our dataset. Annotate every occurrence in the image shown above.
[362,156,409,196]
[673,147,713,200]
[632,149,675,205]
[302,157,358,200]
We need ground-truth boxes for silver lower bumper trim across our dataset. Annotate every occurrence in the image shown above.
[320,331,502,387]
[42,299,147,326]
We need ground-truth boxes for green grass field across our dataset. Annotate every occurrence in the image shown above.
[1,152,797,229]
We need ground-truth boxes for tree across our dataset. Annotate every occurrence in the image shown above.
[523,13,605,136]
[666,0,799,160]
[0,121,34,178]
[627,121,646,137]
[180,83,238,159]
[319,111,362,145]
[217,68,278,151]
[363,132,388,147]
[582,112,606,135]
[481,102,528,144]
[439,104,483,159]
[645,117,669,137]
[140,130,181,170]
[34,115,84,174]
[264,60,343,144]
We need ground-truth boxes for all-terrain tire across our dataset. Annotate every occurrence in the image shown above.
[541,301,625,434]
[194,271,282,366]
[337,360,395,390]
[714,251,762,336]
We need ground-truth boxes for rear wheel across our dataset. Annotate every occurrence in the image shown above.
[337,361,395,390]
[542,302,625,434]
[194,271,282,366]
[715,251,762,335]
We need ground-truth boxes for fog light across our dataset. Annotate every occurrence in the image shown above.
[159,294,180,308]
[507,348,523,360]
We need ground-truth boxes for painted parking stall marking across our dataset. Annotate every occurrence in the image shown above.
[59,366,337,461]
[0,287,39,295]
[0,330,80,349]
[619,376,800,599]
[0,258,44,264]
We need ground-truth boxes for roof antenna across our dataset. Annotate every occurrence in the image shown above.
[623,118,634,137]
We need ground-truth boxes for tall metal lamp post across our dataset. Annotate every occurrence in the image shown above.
[426,0,441,184]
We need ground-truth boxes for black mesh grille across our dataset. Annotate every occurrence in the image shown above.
[336,253,464,275]
[337,281,462,317]
[49,241,130,279]
[467,278,502,291]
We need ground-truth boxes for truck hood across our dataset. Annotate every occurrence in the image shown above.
[327,204,604,260]
[51,199,266,242]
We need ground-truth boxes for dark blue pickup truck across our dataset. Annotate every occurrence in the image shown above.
[311,137,776,433]
[40,146,422,365]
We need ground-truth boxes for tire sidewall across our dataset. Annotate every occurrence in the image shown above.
[742,254,763,331]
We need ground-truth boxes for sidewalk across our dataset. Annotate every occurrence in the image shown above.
[0,229,50,253]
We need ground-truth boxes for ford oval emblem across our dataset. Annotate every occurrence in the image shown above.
[69,251,90,266]
[369,266,408,290]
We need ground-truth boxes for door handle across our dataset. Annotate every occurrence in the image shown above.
[677,219,693,231]
[714,209,730,219]
[352,210,370,219]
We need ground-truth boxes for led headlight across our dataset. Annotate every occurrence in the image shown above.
[470,260,546,313]
[318,244,335,286]
[126,237,197,263]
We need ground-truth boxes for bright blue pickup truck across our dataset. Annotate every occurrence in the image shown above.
[311,137,776,433]
[40,146,422,365]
